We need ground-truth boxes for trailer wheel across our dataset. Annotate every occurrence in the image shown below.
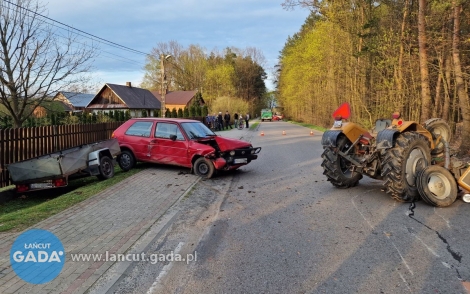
[321,135,362,188]
[381,132,431,202]
[97,156,114,180]
[417,166,458,207]
[194,157,215,179]
[118,150,135,172]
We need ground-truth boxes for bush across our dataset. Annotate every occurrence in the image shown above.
[183,107,189,118]
[177,108,183,118]
[209,96,249,118]
[61,115,80,125]
[165,109,171,118]
[171,108,177,118]
[189,105,196,117]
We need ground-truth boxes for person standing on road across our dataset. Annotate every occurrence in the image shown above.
[233,112,239,128]
[224,111,232,130]
[217,112,223,131]
[245,113,250,128]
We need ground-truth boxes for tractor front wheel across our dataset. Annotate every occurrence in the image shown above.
[417,165,458,207]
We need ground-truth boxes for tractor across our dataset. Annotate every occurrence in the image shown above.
[320,103,470,207]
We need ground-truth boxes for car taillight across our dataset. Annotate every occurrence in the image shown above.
[53,178,66,187]
[16,184,29,193]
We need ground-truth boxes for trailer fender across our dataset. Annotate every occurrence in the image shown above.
[88,149,113,175]
[321,130,343,147]
[376,129,399,149]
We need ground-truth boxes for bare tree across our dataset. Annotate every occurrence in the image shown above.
[451,0,470,155]
[0,0,97,127]
[418,0,432,121]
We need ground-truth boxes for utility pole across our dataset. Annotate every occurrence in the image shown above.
[160,54,166,117]
[159,54,172,117]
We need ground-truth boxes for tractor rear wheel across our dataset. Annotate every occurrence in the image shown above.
[381,132,431,202]
[321,135,362,188]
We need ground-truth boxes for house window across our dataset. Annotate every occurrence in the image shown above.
[125,121,153,137]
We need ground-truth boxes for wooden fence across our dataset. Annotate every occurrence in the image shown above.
[0,122,124,188]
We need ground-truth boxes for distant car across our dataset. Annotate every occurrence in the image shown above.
[273,114,284,121]
[112,118,261,178]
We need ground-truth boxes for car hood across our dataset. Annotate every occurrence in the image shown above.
[214,136,251,151]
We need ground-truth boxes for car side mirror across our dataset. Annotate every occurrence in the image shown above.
[169,134,177,141]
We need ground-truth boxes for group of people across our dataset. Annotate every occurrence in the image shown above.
[206,111,250,131]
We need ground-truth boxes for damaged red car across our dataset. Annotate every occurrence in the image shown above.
[112,118,261,178]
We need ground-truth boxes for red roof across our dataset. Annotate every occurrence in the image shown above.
[151,91,198,105]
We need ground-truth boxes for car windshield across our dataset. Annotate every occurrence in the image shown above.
[181,122,216,139]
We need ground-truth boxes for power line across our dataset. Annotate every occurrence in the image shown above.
[2,0,151,57]
[0,3,147,68]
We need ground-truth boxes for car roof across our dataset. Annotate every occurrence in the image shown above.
[130,118,200,123]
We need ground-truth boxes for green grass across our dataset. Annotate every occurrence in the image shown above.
[0,185,15,192]
[288,121,328,132]
[0,164,147,233]
[249,122,259,130]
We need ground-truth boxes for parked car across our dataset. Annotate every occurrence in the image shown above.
[273,114,284,121]
[112,118,261,178]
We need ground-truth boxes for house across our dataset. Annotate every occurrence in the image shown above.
[87,83,161,117]
[151,90,202,111]
[54,92,95,112]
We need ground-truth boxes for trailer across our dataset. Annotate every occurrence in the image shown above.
[6,139,121,192]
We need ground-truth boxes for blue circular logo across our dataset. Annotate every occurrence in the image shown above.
[10,229,65,284]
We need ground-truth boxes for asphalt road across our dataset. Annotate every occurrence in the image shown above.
[109,121,470,294]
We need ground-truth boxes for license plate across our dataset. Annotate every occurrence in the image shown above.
[333,120,342,128]
[30,183,54,189]
[234,158,247,164]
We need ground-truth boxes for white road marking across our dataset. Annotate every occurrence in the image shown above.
[146,241,185,294]
[409,231,440,257]
[398,271,412,292]
[433,207,451,228]
[352,193,413,276]
[351,194,374,229]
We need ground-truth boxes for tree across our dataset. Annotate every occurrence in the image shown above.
[177,108,183,118]
[451,0,470,155]
[418,0,432,121]
[0,0,97,127]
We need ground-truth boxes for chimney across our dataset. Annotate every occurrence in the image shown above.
[126,82,132,87]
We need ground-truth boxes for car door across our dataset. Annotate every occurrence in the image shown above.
[122,121,155,160]
[151,122,190,167]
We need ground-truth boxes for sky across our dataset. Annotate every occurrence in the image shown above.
[45,0,311,92]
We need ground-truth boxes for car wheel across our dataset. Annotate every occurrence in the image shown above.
[194,157,215,179]
[97,156,114,180]
[417,165,458,207]
[118,150,135,172]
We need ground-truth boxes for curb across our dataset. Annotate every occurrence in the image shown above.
[88,176,201,294]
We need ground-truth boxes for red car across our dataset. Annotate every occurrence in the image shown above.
[112,118,261,178]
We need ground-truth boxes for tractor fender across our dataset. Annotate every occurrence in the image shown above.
[321,130,343,147]
[376,129,399,149]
